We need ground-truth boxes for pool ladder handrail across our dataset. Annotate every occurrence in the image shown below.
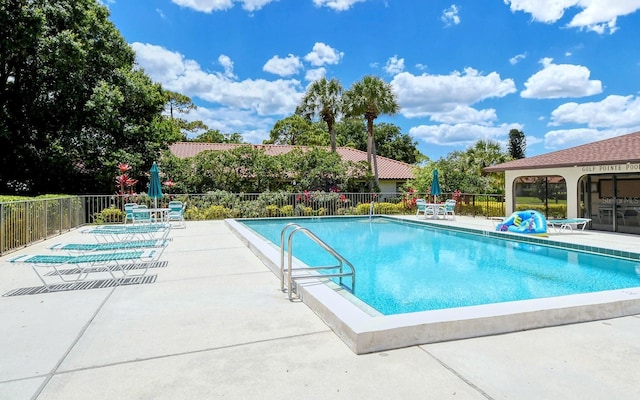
[280,223,356,300]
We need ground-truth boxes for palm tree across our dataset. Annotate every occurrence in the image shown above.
[465,139,509,193]
[296,77,343,152]
[343,75,399,190]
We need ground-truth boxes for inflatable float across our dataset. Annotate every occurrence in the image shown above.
[495,210,548,237]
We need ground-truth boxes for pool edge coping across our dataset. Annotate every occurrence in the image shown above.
[225,217,640,354]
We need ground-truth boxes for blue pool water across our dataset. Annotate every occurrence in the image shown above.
[240,217,640,315]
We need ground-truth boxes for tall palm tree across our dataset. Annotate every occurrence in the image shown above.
[343,75,399,190]
[296,77,343,152]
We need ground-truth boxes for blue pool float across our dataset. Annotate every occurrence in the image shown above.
[496,210,548,237]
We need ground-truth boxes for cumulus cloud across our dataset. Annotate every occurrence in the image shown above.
[305,67,326,82]
[543,128,634,149]
[384,56,405,75]
[131,42,303,117]
[549,95,640,128]
[504,0,640,34]
[441,4,461,26]
[171,0,277,12]
[312,0,366,11]
[304,42,343,66]
[391,68,516,119]
[429,106,498,125]
[409,123,523,147]
[263,54,303,77]
[520,58,602,99]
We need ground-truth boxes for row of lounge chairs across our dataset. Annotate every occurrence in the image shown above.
[10,222,173,292]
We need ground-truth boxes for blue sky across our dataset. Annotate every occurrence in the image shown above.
[106,0,640,160]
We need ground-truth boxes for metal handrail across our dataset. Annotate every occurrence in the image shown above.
[280,223,355,300]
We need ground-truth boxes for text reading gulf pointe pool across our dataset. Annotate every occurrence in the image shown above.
[240,217,640,315]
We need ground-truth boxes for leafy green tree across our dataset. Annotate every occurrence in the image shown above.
[0,0,179,194]
[296,77,343,152]
[334,119,420,164]
[192,129,246,143]
[373,123,419,164]
[264,115,328,146]
[507,128,526,159]
[285,148,350,191]
[334,117,367,148]
[343,76,400,190]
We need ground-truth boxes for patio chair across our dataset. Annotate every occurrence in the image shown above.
[132,204,154,225]
[441,199,456,220]
[416,199,427,217]
[123,203,138,224]
[10,249,159,292]
[167,201,186,228]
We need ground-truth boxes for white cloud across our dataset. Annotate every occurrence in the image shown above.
[429,106,498,125]
[504,0,640,34]
[304,42,343,66]
[263,54,303,77]
[409,122,523,147]
[441,4,461,26]
[549,95,640,128]
[520,58,602,99]
[543,128,634,150]
[305,67,326,82]
[218,54,237,79]
[312,0,366,11]
[131,42,303,117]
[171,0,277,13]
[186,106,274,142]
[509,53,526,65]
[391,68,517,119]
[384,56,405,75]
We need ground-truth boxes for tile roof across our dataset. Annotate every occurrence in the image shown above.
[168,142,414,180]
[484,130,640,172]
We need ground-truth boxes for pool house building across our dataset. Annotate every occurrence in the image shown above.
[485,131,640,235]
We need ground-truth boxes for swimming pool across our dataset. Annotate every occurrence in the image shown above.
[239,217,640,315]
[226,216,640,353]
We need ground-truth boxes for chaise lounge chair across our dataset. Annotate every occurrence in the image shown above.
[49,238,169,254]
[547,218,592,232]
[10,249,160,292]
[82,223,171,242]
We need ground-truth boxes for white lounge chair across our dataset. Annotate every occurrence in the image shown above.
[547,218,591,232]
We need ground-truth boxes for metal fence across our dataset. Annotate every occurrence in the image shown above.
[0,192,504,255]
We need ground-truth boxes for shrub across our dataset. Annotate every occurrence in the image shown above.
[279,205,294,216]
[94,206,124,224]
[202,205,233,219]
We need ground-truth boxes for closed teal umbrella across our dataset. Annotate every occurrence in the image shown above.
[147,162,163,208]
[431,169,442,203]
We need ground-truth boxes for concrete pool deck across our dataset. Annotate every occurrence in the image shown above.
[1,218,639,399]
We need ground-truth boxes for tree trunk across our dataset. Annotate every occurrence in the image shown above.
[366,117,377,191]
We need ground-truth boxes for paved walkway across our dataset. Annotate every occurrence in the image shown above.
[1,218,639,399]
